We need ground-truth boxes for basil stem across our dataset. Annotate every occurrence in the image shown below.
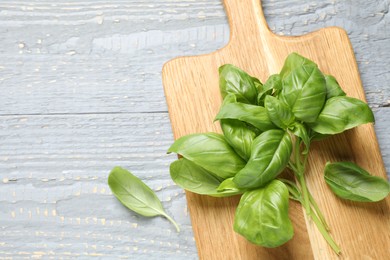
[289,137,340,254]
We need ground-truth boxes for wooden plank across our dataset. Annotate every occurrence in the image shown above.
[162,0,390,259]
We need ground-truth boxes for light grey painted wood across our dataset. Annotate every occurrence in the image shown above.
[0,0,388,259]
[0,114,197,258]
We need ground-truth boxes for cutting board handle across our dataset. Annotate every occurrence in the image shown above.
[223,0,271,40]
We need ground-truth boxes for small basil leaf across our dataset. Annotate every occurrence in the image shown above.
[280,63,326,123]
[168,133,246,179]
[309,96,375,134]
[215,102,275,132]
[217,177,246,196]
[290,122,310,154]
[234,180,294,247]
[264,74,282,92]
[219,64,261,105]
[265,95,295,129]
[325,75,346,99]
[324,162,390,202]
[233,129,293,189]
[170,158,225,197]
[108,167,180,232]
[279,52,316,80]
[257,74,282,105]
[221,119,256,161]
[222,93,238,104]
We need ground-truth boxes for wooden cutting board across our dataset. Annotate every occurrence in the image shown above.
[162,0,390,259]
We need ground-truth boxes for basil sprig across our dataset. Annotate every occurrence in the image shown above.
[168,53,388,254]
[108,53,388,253]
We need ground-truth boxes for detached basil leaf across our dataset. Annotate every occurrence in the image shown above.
[234,180,293,247]
[219,64,261,105]
[215,102,275,132]
[221,119,256,161]
[108,167,180,232]
[170,158,225,197]
[325,75,346,99]
[265,95,295,129]
[309,96,375,134]
[168,133,246,179]
[233,129,293,189]
[324,162,390,202]
[258,74,282,105]
[280,63,326,123]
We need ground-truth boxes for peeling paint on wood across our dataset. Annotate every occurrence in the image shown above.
[0,0,389,259]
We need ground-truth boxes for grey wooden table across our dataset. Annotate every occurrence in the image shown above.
[0,0,389,259]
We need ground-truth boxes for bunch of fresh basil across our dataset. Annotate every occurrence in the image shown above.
[168,53,390,253]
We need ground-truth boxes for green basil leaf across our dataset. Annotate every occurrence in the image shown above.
[257,74,282,105]
[108,167,180,231]
[309,96,375,134]
[170,159,244,197]
[215,102,275,132]
[221,119,256,161]
[217,177,246,196]
[233,180,293,247]
[170,158,224,196]
[222,93,238,104]
[264,74,282,92]
[279,53,316,80]
[219,64,261,105]
[265,95,295,129]
[280,63,326,122]
[325,75,346,99]
[168,133,246,179]
[324,162,390,202]
[233,129,293,189]
[290,122,310,154]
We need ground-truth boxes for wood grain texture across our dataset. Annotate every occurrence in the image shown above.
[163,0,390,259]
[0,0,389,259]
